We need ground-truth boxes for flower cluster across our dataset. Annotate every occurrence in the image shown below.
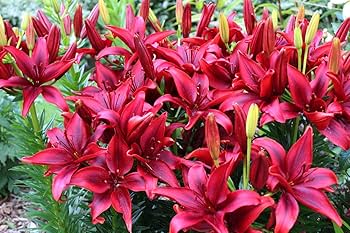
[1,0,349,232]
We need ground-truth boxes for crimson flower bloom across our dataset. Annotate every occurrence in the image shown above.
[254,127,342,232]
[70,132,145,232]
[22,113,103,201]
[287,63,348,149]
[0,38,74,115]
[155,66,233,133]
[153,161,274,233]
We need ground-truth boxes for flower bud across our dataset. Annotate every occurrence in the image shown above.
[175,0,183,25]
[51,0,60,14]
[294,26,303,49]
[246,103,259,139]
[139,0,150,21]
[21,13,31,31]
[26,18,35,51]
[219,13,229,44]
[0,16,7,46]
[182,3,191,38]
[63,15,72,35]
[271,9,278,30]
[329,37,341,74]
[295,5,304,27]
[305,13,320,45]
[205,113,220,164]
[98,0,110,25]
[134,33,155,79]
[73,4,83,38]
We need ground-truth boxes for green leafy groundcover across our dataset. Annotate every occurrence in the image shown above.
[0,0,350,232]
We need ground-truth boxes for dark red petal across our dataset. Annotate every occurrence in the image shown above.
[122,172,145,192]
[32,38,49,67]
[21,148,72,165]
[286,127,313,181]
[287,65,312,108]
[207,160,233,205]
[187,165,207,196]
[85,19,106,52]
[220,190,263,213]
[95,61,120,91]
[243,0,256,35]
[52,165,78,201]
[41,86,69,112]
[275,192,299,233]
[22,86,42,116]
[320,119,350,150]
[302,168,338,190]
[169,211,204,233]
[167,67,197,104]
[147,160,179,187]
[253,137,286,171]
[238,52,265,93]
[293,186,342,226]
[106,25,135,50]
[70,166,110,193]
[66,113,90,154]
[111,188,132,232]
[250,155,269,190]
[42,60,74,82]
[0,76,31,88]
[90,192,112,224]
[144,30,175,45]
[152,187,205,210]
[5,46,35,78]
[96,46,132,60]
[304,111,333,130]
[107,133,133,175]
[204,213,229,233]
[311,61,329,98]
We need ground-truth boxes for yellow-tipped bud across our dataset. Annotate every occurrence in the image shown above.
[219,13,229,44]
[0,16,7,46]
[246,103,259,139]
[271,10,278,30]
[294,26,303,49]
[21,13,30,31]
[295,5,305,27]
[329,37,341,74]
[51,0,60,14]
[99,0,110,25]
[205,113,220,165]
[305,13,320,45]
[175,0,183,25]
[217,0,225,9]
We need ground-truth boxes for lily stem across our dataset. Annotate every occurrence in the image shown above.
[244,137,252,189]
[291,116,300,144]
[29,103,41,138]
[302,44,309,74]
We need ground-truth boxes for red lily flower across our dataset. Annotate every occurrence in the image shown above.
[0,38,74,116]
[155,66,233,133]
[287,63,349,149]
[254,127,342,232]
[70,132,145,232]
[153,161,274,233]
[21,113,103,201]
[128,113,182,196]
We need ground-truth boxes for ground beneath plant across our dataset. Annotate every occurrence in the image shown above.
[0,194,36,233]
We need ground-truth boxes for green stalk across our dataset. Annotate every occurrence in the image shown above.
[29,103,41,133]
[242,156,247,189]
[297,48,302,71]
[302,44,310,74]
[291,116,300,144]
[243,137,252,189]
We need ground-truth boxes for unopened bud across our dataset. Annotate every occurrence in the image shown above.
[0,16,7,46]
[217,0,225,9]
[246,103,259,139]
[51,0,60,14]
[305,13,320,45]
[26,18,35,51]
[219,13,229,44]
[329,37,341,74]
[295,5,305,27]
[294,26,303,49]
[205,113,220,164]
[21,13,30,31]
[182,3,191,38]
[271,10,278,30]
[175,0,183,24]
[99,0,110,24]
